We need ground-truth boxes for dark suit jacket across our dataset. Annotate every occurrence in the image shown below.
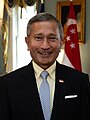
[0,61,90,120]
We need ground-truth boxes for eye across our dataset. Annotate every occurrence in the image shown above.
[48,36,58,41]
[34,36,43,41]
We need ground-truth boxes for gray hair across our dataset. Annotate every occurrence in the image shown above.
[27,12,64,40]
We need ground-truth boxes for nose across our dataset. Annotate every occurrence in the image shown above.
[41,39,50,49]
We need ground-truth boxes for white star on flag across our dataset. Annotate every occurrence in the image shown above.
[70,28,75,34]
[62,2,82,71]
[70,43,75,49]
[66,36,71,41]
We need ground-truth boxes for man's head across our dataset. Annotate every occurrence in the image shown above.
[25,13,64,69]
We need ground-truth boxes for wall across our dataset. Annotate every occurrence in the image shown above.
[45,0,90,81]
[80,0,90,79]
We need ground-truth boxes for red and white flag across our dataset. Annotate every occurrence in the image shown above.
[62,2,82,71]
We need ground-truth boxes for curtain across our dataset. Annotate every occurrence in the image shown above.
[5,0,37,8]
[0,4,9,75]
[37,0,45,13]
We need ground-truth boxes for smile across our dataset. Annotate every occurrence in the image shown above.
[42,53,48,55]
[38,51,52,57]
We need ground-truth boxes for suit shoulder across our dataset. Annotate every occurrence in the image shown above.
[0,62,33,80]
[56,61,89,79]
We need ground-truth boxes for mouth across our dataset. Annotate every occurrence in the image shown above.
[38,51,52,57]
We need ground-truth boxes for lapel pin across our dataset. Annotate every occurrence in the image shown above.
[59,79,64,83]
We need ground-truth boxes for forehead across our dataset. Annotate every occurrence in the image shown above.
[30,21,59,32]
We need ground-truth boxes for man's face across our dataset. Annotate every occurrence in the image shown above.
[25,21,62,69]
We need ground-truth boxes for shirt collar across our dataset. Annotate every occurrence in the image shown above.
[32,61,44,79]
[46,62,56,80]
[32,61,56,80]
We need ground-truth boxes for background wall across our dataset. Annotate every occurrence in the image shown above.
[45,0,90,81]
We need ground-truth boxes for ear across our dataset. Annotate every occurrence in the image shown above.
[25,37,29,51]
[25,37,28,44]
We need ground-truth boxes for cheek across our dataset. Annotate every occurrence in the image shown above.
[28,42,39,52]
[53,43,61,51]
[28,41,35,48]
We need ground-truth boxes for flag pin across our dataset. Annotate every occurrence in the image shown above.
[59,79,64,83]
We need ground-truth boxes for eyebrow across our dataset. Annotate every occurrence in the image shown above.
[34,33,57,36]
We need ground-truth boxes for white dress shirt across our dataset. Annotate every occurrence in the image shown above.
[32,61,56,111]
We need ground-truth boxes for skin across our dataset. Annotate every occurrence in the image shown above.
[25,21,63,70]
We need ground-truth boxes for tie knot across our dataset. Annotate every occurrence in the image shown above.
[41,71,48,79]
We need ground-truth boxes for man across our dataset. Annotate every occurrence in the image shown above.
[0,13,90,120]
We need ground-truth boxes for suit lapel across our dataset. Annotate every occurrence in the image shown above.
[51,62,69,120]
[19,62,44,120]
